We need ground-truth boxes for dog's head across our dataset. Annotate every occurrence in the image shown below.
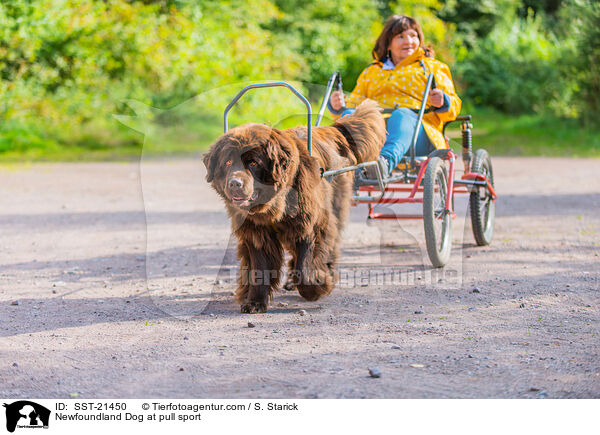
[203,124,297,213]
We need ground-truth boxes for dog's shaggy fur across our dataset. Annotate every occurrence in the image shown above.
[203,100,385,313]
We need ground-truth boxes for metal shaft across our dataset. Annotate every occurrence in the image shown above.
[410,73,434,168]
[223,82,313,156]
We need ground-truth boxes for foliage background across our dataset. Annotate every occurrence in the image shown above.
[0,0,598,160]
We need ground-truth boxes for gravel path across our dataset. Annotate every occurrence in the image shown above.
[0,157,598,398]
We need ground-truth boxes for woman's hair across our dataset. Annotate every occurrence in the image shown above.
[372,15,434,61]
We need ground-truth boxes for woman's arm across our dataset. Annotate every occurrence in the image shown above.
[432,61,462,123]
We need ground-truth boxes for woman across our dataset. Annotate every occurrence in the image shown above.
[328,15,461,176]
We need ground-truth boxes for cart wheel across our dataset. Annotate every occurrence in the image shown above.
[470,149,495,246]
[423,157,452,268]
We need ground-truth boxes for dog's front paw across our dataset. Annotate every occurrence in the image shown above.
[297,268,334,301]
[241,301,268,313]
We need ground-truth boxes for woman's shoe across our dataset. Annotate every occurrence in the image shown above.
[365,156,389,180]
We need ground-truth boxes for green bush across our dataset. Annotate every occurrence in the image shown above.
[453,12,566,114]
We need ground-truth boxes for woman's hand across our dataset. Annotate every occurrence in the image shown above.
[428,89,444,108]
[330,90,345,111]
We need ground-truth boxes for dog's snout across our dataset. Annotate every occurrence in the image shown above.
[229,178,244,190]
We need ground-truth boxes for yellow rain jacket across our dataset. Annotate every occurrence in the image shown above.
[339,47,461,150]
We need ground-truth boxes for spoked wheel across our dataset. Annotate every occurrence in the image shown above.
[470,149,495,246]
[423,157,452,267]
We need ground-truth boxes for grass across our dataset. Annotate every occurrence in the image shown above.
[445,107,600,158]
[0,119,144,162]
[0,105,598,162]
[0,115,222,162]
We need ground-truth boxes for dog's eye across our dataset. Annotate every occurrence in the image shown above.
[248,161,258,168]
[225,160,232,166]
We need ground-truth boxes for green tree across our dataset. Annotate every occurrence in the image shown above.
[559,0,600,124]
[266,0,381,90]
[0,0,299,123]
[439,0,520,46]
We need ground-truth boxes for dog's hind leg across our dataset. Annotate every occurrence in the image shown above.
[236,237,283,313]
[283,255,298,291]
[294,235,335,301]
[327,173,350,273]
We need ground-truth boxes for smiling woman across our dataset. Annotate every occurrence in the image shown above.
[328,15,461,177]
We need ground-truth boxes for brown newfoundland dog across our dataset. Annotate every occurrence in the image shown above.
[204,100,385,313]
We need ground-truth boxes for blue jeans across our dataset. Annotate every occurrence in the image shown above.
[341,107,434,174]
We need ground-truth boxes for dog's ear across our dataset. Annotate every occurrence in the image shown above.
[266,130,292,186]
[203,146,218,183]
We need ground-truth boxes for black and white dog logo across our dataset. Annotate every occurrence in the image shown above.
[3,401,50,433]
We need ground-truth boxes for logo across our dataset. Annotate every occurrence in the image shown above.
[3,401,50,433]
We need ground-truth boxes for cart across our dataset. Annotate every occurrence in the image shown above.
[223,72,497,268]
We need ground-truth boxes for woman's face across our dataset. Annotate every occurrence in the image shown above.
[389,28,420,63]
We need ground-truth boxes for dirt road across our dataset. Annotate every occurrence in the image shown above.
[1,157,598,398]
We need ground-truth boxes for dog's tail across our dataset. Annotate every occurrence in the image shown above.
[331,99,386,164]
